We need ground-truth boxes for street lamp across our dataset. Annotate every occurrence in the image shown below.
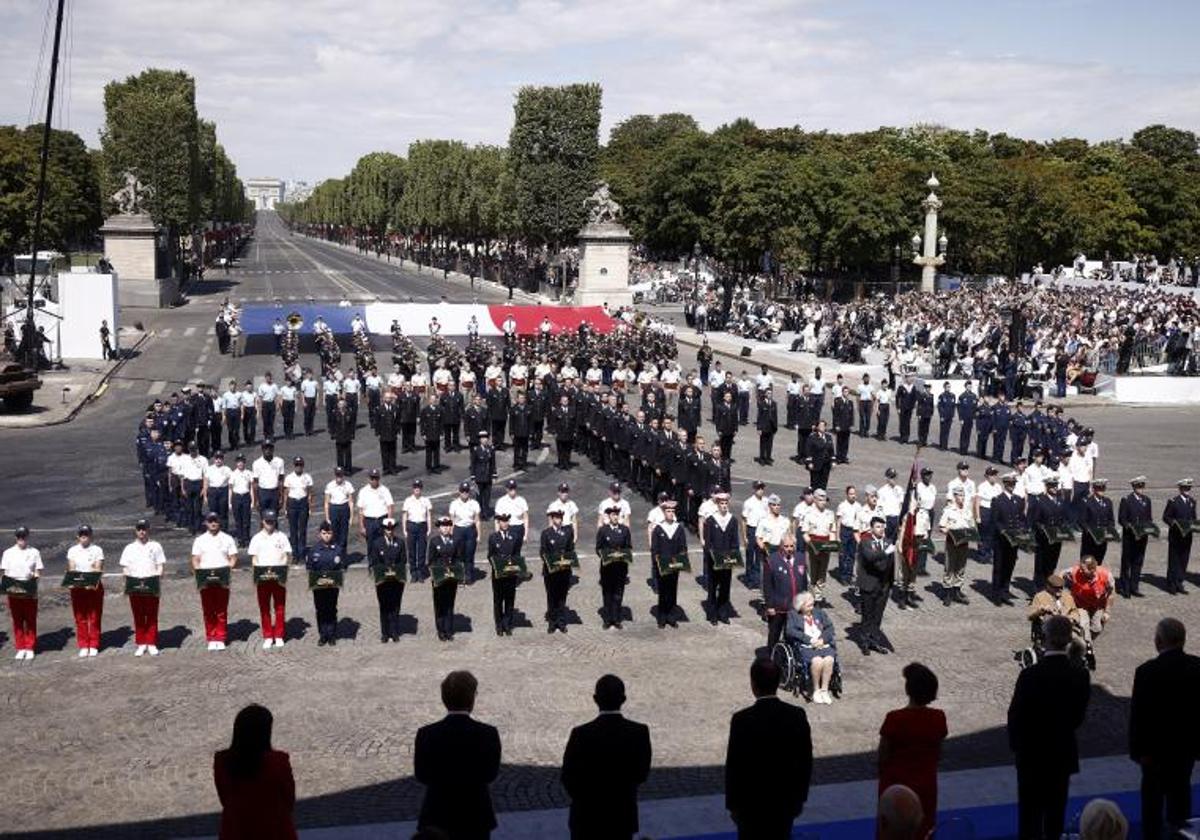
[692,241,702,303]
[891,243,901,294]
[911,173,947,293]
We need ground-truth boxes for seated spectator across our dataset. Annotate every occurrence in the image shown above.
[785,591,838,704]
[1078,798,1128,840]
[878,784,925,840]
[879,664,947,838]
[1063,557,1114,644]
[213,704,296,840]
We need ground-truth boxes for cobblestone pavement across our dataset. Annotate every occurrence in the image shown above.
[3,218,1200,837]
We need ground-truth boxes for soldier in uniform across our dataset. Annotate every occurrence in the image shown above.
[1163,478,1196,595]
[1009,401,1028,464]
[486,381,510,448]
[714,390,738,463]
[488,513,522,636]
[991,473,1026,604]
[443,382,464,452]
[756,389,778,465]
[703,492,740,624]
[956,381,977,455]
[896,375,916,444]
[991,394,1010,463]
[596,505,632,629]
[678,385,702,445]
[469,430,497,517]
[1080,479,1115,563]
[419,394,444,473]
[540,508,575,633]
[552,394,575,470]
[804,420,835,491]
[831,386,855,464]
[1028,475,1068,591]
[937,382,956,450]
[915,386,934,447]
[367,518,405,643]
[398,384,420,453]
[650,501,687,628]
[375,389,401,474]
[306,521,344,646]
[427,515,459,641]
[509,391,532,470]
[974,394,994,460]
[1116,476,1152,597]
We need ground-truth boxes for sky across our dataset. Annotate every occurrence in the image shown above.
[2,0,1198,185]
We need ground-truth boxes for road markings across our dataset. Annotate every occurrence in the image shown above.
[117,380,133,390]
[192,365,205,375]
[197,354,208,364]
[183,326,196,337]
[206,328,215,336]
[147,380,166,395]
[159,328,172,337]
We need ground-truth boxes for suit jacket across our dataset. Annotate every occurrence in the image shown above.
[561,714,652,838]
[725,697,812,828]
[1129,648,1200,764]
[1007,654,1090,775]
[763,551,807,611]
[415,714,502,836]
[856,536,894,592]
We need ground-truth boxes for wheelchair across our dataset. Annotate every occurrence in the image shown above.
[771,641,843,701]
[1014,618,1095,672]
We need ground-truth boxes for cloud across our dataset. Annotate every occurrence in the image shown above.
[0,0,1196,183]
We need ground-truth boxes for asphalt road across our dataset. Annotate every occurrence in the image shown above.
[2,211,1200,836]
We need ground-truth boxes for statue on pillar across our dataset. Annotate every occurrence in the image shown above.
[585,182,623,226]
[110,171,153,216]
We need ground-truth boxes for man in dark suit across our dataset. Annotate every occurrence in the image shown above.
[561,674,652,840]
[1129,617,1200,840]
[415,670,502,840]
[1007,615,1091,840]
[856,516,893,655]
[725,657,813,840]
[763,536,807,650]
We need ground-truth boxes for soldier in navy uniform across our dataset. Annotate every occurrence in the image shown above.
[703,492,740,624]
[650,501,687,628]
[419,394,444,473]
[974,394,994,460]
[897,375,916,444]
[398,386,420,453]
[427,516,459,640]
[1080,479,1115,563]
[831,386,854,464]
[486,382,510,448]
[755,390,778,465]
[528,381,548,449]
[1117,476,1152,597]
[1009,401,1028,464]
[794,385,818,459]
[1029,475,1067,591]
[991,473,1026,604]
[991,395,1010,463]
[540,508,574,633]
[596,505,632,629]
[509,391,532,470]
[306,521,344,646]
[368,518,406,642]
[956,381,977,455]
[915,386,934,446]
[470,430,497,518]
[714,391,739,463]
[804,420,835,491]
[937,382,956,449]
[552,394,576,470]
[375,391,401,474]
[442,383,464,452]
[1162,479,1196,595]
[488,513,522,635]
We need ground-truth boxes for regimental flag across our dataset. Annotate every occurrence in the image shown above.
[896,455,922,568]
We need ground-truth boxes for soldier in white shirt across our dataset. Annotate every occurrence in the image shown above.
[279,379,298,439]
[283,456,313,560]
[835,486,862,584]
[357,468,395,549]
[946,461,977,512]
[546,482,581,543]
[120,519,166,655]
[221,380,242,450]
[323,467,356,557]
[736,373,754,426]
[202,451,233,532]
[792,487,815,550]
[229,454,254,547]
[596,482,632,529]
[300,369,319,436]
[661,364,681,417]
[251,441,285,521]
[190,513,239,650]
[401,479,433,580]
[3,527,43,660]
[938,487,976,606]
[1066,440,1094,525]
[1012,457,1029,500]
[65,525,105,657]
[238,380,258,445]
[321,374,341,430]
[495,479,531,553]
[878,468,905,542]
[364,366,383,428]
[741,480,770,588]
[449,482,483,579]
[342,370,362,428]
[1024,449,1049,498]
[256,372,280,441]
[165,440,187,528]
[975,466,1002,562]
[248,511,292,649]
[180,443,208,534]
[802,489,838,604]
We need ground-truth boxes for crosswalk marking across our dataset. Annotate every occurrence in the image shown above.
[158,328,172,337]
[117,380,133,390]
[147,380,166,395]
[206,327,215,336]
[183,326,196,337]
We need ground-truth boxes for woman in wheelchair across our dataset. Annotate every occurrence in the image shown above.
[784,592,840,704]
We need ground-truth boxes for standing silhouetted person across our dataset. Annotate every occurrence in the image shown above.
[415,671,502,840]
[724,657,813,839]
[1007,615,1091,839]
[561,674,652,840]
[1130,617,1200,840]
[213,704,296,840]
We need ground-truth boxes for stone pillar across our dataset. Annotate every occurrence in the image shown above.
[100,214,178,308]
[576,221,633,308]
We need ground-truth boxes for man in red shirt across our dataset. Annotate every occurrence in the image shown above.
[1064,556,1114,644]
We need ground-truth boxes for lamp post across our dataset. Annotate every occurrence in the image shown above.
[911,173,947,293]
[692,241,702,303]
[891,243,901,295]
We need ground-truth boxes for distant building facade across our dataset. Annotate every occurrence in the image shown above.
[245,178,285,210]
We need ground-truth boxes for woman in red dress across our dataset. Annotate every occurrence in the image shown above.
[878,663,947,838]
[213,704,297,840]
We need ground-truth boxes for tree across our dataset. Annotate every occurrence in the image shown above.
[507,83,602,248]
[600,113,700,239]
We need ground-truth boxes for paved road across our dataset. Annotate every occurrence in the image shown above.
[2,213,1200,837]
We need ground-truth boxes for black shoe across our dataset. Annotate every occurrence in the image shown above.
[898,598,908,610]
[317,638,327,646]
[942,595,952,607]
[380,636,389,644]
[547,624,556,634]
[870,642,889,654]
[496,626,504,636]
[614,621,623,629]
[668,619,678,628]
[955,590,970,605]
[1132,590,1145,598]
[657,620,667,629]
[328,639,337,646]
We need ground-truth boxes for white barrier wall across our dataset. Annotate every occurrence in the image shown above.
[58,271,119,359]
[1112,376,1200,404]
